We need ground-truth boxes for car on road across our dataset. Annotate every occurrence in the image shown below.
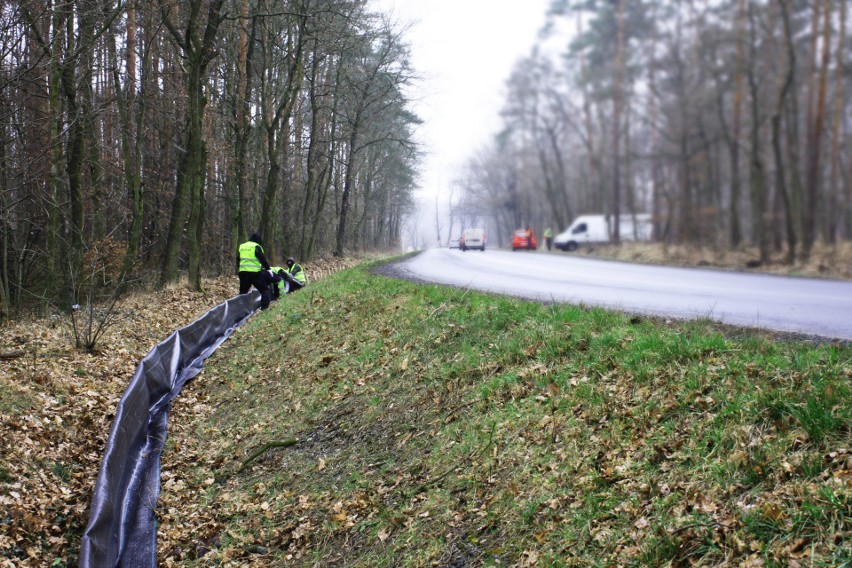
[554,214,652,251]
[449,238,460,249]
[460,228,486,251]
[511,228,537,251]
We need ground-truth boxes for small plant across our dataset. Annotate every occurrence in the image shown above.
[790,392,847,444]
[51,461,72,483]
[60,236,139,352]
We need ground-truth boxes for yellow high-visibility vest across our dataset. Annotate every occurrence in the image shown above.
[270,267,287,295]
[287,263,307,285]
[238,241,263,272]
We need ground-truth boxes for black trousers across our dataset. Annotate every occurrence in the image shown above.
[283,272,305,293]
[270,275,288,300]
[238,271,271,309]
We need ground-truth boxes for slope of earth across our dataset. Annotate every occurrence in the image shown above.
[155,262,850,567]
[0,258,359,567]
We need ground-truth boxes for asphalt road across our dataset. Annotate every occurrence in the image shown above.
[392,248,852,341]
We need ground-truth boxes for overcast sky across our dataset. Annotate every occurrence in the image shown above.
[369,1,552,199]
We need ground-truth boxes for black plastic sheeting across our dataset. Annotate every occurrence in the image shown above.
[79,291,260,567]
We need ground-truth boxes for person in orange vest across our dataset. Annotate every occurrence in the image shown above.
[236,232,272,310]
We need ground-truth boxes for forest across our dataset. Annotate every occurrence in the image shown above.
[450,0,851,260]
[0,0,420,318]
[3,0,851,321]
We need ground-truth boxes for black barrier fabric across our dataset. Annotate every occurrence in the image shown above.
[79,291,260,567]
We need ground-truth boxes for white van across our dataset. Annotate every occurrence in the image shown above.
[460,228,486,251]
[554,214,651,251]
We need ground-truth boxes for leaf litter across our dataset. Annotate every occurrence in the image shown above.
[0,258,358,566]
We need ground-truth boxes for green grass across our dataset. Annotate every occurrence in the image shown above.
[166,261,852,566]
[0,387,33,414]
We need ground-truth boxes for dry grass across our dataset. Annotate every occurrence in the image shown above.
[572,241,852,281]
[0,256,364,567]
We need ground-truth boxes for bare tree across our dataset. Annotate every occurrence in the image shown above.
[158,0,226,290]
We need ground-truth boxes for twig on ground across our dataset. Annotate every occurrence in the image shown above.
[0,350,25,360]
[238,439,298,472]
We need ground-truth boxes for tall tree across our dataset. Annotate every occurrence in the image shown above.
[771,0,798,264]
[610,0,626,242]
[228,0,255,256]
[334,23,412,257]
[746,2,769,262]
[112,0,146,278]
[158,0,226,289]
[258,0,307,260]
[825,0,845,243]
[802,0,832,260]
[728,0,747,247]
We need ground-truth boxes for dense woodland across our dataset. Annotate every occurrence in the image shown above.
[0,0,419,317]
[451,0,851,258]
[3,0,851,320]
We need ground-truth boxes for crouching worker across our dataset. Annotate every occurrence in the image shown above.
[237,233,272,310]
[282,256,307,293]
[268,267,290,300]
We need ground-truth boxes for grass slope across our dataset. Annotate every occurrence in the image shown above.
[161,261,851,567]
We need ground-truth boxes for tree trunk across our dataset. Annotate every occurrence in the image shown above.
[610,0,625,243]
[802,0,831,260]
[648,4,662,242]
[47,3,65,305]
[747,4,768,263]
[0,91,9,316]
[187,140,207,290]
[230,2,255,256]
[159,0,225,289]
[59,13,86,288]
[577,12,603,216]
[113,0,145,279]
[259,11,304,260]
[260,121,281,259]
[303,56,337,260]
[335,125,361,257]
[825,0,845,243]
[161,62,204,286]
[78,0,103,241]
[729,0,747,247]
[772,0,798,264]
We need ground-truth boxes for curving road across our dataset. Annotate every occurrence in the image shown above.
[393,248,852,340]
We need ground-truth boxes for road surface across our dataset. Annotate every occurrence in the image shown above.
[390,248,852,341]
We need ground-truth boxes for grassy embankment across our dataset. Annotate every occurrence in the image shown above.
[160,260,851,567]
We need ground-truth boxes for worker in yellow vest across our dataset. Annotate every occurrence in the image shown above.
[268,266,289,300]
[281,256,307,293]
[236,232,272,310]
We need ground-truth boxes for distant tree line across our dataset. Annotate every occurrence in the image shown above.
[0,0,419,317]
[455,0,850,258]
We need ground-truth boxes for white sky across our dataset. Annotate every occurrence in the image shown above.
[370,0,552,199]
